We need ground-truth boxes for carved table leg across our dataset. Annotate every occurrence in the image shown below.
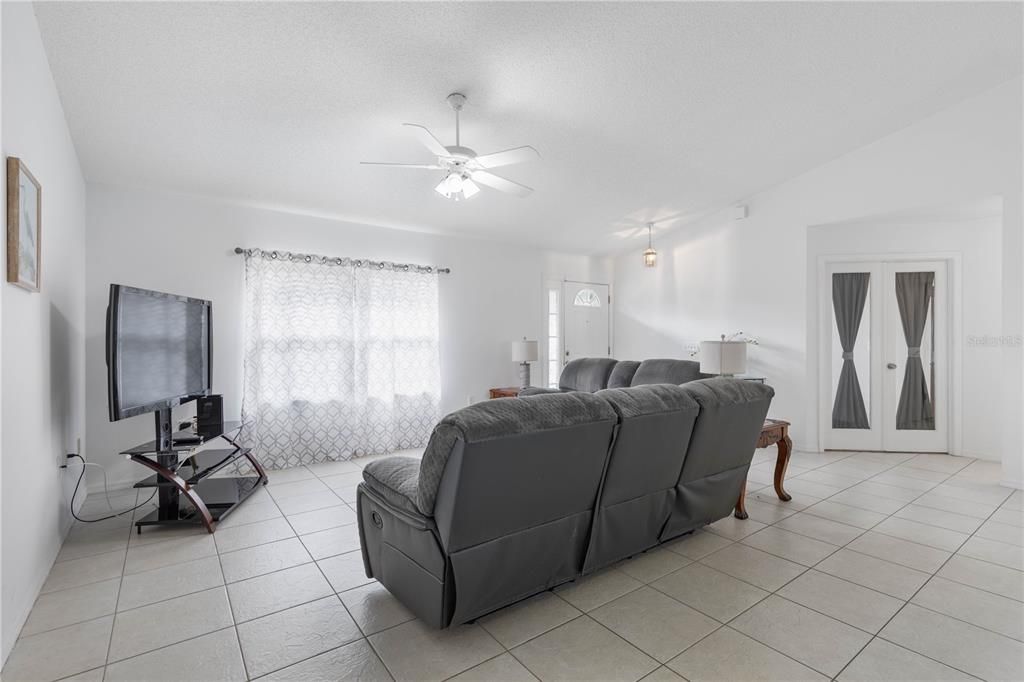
[734,479,749,519]
[773,432,793,502]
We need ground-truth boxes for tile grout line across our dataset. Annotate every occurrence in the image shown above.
[709,487,916,676]
[927,571,1024,605]
[211,507,251,682]
[829,462,1012,681]
[627,522,845,677]
[255,467,383,682]
[99,625,239,679]
[98,488,141,680]
[664,453,977,679]
[32,457,364,681]
[900,595,1024,644]
[690,454,1019,680]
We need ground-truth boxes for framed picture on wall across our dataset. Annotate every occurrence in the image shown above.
[6,156,42,292]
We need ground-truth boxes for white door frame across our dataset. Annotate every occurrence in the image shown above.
[816,252,962,455]
[542,279,614,389]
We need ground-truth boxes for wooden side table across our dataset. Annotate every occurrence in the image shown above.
[489,387,521,399]
[734,418,792,519]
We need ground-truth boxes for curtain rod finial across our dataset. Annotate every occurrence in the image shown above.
[234,247,244,254]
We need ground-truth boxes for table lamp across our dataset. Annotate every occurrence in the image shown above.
[512,338,539,388]
[699,335,748,377]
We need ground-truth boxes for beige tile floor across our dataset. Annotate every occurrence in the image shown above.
[4,448,1023,681]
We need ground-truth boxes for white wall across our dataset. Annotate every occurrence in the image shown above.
[85,184,606,490]
[612,78,1022,480]
[1,2,88,662]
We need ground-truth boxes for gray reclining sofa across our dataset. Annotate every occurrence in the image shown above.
[520,357,711,396]
[356,377,773,628]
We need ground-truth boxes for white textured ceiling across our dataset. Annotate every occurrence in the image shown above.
[34,2,1022,253]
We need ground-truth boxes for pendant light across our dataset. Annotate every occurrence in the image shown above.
[643,222,657,267]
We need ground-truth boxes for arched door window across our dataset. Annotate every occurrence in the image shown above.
[573,288,602,308]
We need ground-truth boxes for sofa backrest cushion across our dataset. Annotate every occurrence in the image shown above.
[584,385,700,571]
[424,391,618,623]
[418,391,616,518]
[558,357,618,392]
[593,385,699,505]
[662,378,774,538]
[630,358,707,386]
[607,360,641,388]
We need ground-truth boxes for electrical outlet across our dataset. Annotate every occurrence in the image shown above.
[685,344,699,355]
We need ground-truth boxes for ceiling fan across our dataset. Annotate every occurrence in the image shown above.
[361,93,539,201]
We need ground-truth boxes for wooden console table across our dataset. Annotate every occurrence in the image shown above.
[734,418,792,519]
[489,387,522,399]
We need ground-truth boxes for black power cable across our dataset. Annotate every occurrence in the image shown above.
[64,454,157,523]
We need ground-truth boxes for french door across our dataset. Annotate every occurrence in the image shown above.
[823,260,948,452]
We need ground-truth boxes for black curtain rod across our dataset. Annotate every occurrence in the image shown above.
[233,247,451,274]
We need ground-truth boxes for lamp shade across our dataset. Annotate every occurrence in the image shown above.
[699,340,747,375]
[512,339,539,362]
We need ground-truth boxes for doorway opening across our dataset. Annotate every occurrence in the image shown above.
[545,280,611,387]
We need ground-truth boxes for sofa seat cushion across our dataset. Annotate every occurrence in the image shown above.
[362,456,422,517]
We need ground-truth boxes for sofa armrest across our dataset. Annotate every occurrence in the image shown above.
[362,456,423,517]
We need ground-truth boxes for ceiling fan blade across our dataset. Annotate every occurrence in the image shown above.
[473,145,540,169]
[471,170,533,197]
[403,123,449,158]
[359,162,444,169]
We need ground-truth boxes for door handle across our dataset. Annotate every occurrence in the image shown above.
[886,362,898,370]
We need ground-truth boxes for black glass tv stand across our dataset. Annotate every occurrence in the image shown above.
[124,408,268,534]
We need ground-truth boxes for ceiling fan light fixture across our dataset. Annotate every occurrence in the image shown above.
[434,172,479,201]
[461,177,480,199]
[643,223,658,267]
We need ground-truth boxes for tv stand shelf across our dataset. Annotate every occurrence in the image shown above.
[132,448,253,487]
[126,415,267,534]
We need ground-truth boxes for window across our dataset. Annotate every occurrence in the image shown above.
[573,288,601,308]
[547,288,560,388]
[241,252,441,467]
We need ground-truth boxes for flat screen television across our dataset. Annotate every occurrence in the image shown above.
[106,284,212,422]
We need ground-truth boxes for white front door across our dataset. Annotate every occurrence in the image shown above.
[823,260,948,453]
[562,281,610,364]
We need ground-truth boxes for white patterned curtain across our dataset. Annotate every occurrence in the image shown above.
[240,250,441,468]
